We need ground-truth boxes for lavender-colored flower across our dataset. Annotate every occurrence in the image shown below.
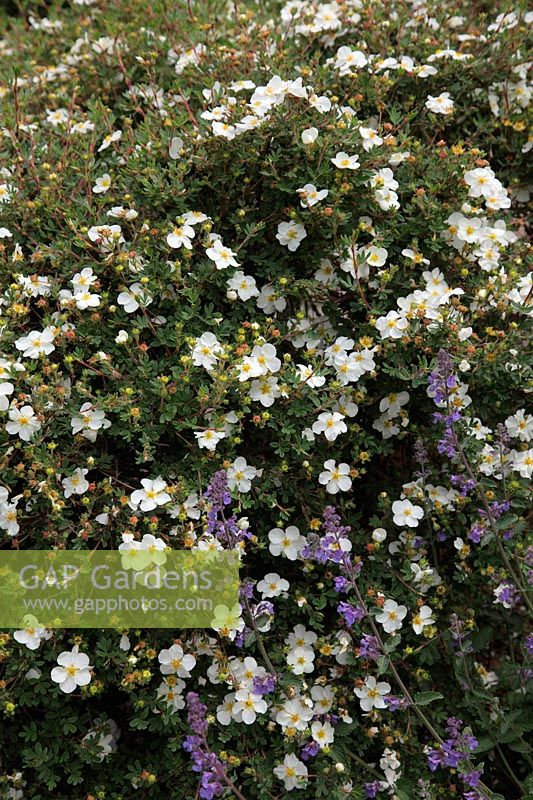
[204,469,251,545]
[467,523,485,544]
[451,474,476,496]
[252,674,276,695]
[300,740,320,761]
[337,601,365,627]
[358,634,381,661]
[437,424,459,458]
[183,692,224,800]
[461,769,482,788]
[428,350,457,405]
[333,575,350,593]
[384,695,410,711]
[364,781,381,798]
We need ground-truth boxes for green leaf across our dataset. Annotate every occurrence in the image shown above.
[414,691,444,706]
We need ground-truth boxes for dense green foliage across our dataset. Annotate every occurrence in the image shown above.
[0,1,531,799]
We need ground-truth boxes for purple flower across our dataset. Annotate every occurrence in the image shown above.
[333,575,350,593]
[467,523,485,544]
[451,475,476,496]
[384,694,410,711]
[364,781,381,798]
[337,601,365,627]
[204,470,251,545]
[300,740,320,761]
[183,693,224,799]
[428,350,458,405]
[358,634,381,661]
[252,674,276,695]
[461,769,482,788]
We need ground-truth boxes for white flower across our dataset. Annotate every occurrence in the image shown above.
[115,330,129,344]
[365,246,388,268]
[88,225,124,252]
[191,332,223,370]
[309,94,331,113]
[464,167,496,198]
[287,646,315,675]
[276,697,314,731]
[107,205,138,220]
[157,678,186,712]
[376,599,408,633]
[206,238,240,270]
[379,391,410,417]
[62,468,90,498]
[168,136,184,158]
[130,477,171,512]
[237,356,262,381]
[251,343,281,374]
[227,456,261,492]
[74,290,100,310]
[297,364,325,387]
[286,624,318,649]
[297,183,329,208]
[425,92,454,114]
[257,572,289,598]
[376,311,409,339]
[233,689,268,724]
[274,753,308,791]
[14,624,51,651]
[46,107,69,126]
[15,327,55,358]
[392,499,424,527]
[311,684,333,713]
[512,449,533,478]
[412,605,434,634]
[311,720,335,748]
[359,126,383,151]
[268,526,305,560]
[70,403,111,442]
[51,645,92,694]
[402,248,430,265]
[0,183,16,203]
[318,460,352,494]
[373,416,400,440]
[117,283,153,313]
[226,271,258,300]
[195,428,226,450]
[92,173,112,193]
[301,127,318,144]
[370,168,398,191]
[505,410,533,442]
[355,675,391,711]
[312,412,347,442]
[167,223,195,249]
[158,644,196,678]
[98,130,122,152]
[212,121,237,139]
[249,375,281,407]
[256,284,286,313]
[0,381,14,411]
[331,151,360,170]
[372,528,387,543]
[6,405,42,441]
[276,221,307,251]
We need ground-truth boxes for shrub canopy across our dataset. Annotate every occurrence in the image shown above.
[0,0,531,799]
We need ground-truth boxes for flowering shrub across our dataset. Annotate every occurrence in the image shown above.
[0,0,531,798]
